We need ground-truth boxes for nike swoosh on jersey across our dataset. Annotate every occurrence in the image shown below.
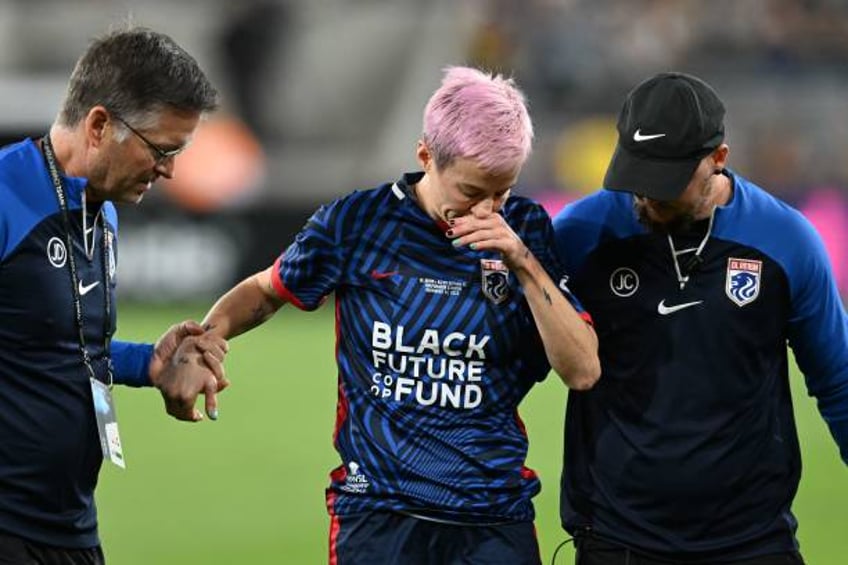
[657,299,703,315]
[78,280,100,296]
[633,129,666,142]
[370,270,399,280]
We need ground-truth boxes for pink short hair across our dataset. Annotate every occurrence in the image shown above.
[422,66,533,175]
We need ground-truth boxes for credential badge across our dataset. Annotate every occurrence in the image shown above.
[480,259,510,304]
[726,258,762,307]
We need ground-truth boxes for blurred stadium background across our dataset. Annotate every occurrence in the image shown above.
[1,0,846,562]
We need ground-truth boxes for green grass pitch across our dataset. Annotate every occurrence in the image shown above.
[97,302,847,564]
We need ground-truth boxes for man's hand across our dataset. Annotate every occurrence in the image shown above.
[149,321,230,422]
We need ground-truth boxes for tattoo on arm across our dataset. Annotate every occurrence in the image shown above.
[202,323,216,332]
[250,302,271,325]
[543,287,553,305]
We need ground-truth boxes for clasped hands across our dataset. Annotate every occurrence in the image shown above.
[148,321,230,422]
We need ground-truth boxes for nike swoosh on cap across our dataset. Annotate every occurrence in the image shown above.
[78,280,100,296]
[633,129,666,142]
[657,299,702,315]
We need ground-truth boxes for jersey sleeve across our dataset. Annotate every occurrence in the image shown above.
[785,216,848,465]
[270,199,347,310]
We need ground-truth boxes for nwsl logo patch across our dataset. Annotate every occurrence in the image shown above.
[726,258,762,307]
[480,259,510,304]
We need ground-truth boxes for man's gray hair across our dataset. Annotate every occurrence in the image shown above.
[58,26,218,128]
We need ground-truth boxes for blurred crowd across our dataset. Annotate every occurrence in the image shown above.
[466,0,848,200]
[1,0,847,290]
[466,0,848,295]
[2,0,847,203]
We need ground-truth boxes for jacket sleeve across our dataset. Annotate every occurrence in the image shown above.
[786,216,848,465]
[110,340,155,387]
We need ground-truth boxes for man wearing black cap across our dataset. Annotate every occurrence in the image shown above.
[552,72,848,563]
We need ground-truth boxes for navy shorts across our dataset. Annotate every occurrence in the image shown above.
[0,532,104,565]
[330,510,542,565]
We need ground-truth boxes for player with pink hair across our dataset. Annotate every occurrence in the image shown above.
[196,66,599,564]
[422,66,533,175]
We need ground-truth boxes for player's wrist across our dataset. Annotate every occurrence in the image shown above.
[506,246,537,275]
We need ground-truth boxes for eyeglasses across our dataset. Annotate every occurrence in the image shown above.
[115,117,184,165]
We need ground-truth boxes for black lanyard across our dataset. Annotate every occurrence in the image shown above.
[41,135,113,386]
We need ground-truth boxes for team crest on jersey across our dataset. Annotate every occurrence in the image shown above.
[726,258,762,307]
[480,259,510,304]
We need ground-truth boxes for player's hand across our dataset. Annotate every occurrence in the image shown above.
[446,199,530,270]
[149,321,230,422]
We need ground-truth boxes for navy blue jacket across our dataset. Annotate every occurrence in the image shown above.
[0,139,153,547]
[552,171,848,561]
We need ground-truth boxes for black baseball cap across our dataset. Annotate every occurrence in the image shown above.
[603,72,725,201]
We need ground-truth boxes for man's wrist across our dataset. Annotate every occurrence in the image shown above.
[111,341,155,387]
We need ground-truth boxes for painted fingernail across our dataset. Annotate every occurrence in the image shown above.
[208,409,219,420]
[470,243,477,250]
[452,239,461,247]
[445,229,454,237]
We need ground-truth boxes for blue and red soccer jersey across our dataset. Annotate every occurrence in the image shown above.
[271,172,589,523]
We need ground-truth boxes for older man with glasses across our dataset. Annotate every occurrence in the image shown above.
[0,26,228,564]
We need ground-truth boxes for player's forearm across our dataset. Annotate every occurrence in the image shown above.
[514,255,600,390]
[202,269,284,339]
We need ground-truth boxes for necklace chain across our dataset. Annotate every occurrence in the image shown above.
[81,190,103,261]
[667,206,717,290]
